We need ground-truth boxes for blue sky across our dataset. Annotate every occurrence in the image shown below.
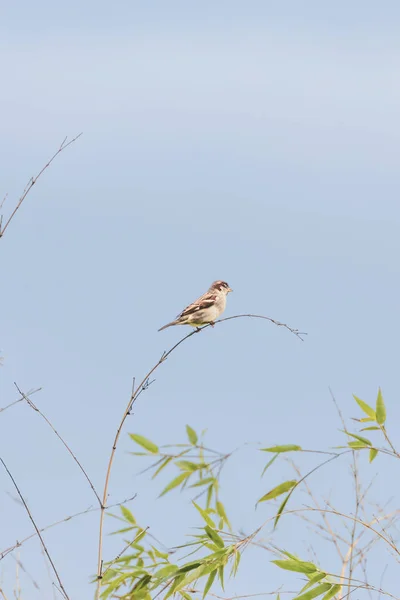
[1,2,400,598]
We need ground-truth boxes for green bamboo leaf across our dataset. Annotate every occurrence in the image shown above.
[294,583,332,600]
[274,492,291,528]
[176,460,208,471]
[369,448,378,463]
[159,472,191,497]
[348,441,369,449]
[206,484,213,508]
[152,457,173,479]
[261,444,302,453]
[218,565,225,590]
[258,480,297,503]
[300,572,326,592]
[272,559,317,574]
[216,501,231,530]
[345,432,372,445]
[177,561,202,574]
[203,569,217,598]
[353,395,376,419]
[321,584,341,600]
[134,529,147,544]
[360,426,380,431]
[376,388,386,424]
[192,502,216,527]
[120,505,136,524]
[129,434,159,454]
[186,425,198,445]
[204,526,224,548]
[175,565,207,590]
[190,477,215,488]
[231,550,241,576]
[164,574,185,599]
[180,593,192,600]
[261,453,279,477]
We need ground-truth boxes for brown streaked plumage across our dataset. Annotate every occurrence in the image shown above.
[158,280,233,331]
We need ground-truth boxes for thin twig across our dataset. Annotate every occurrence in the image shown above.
[216,314,306,341]
[0,133,83,238]
[102,527,150,579]
[0,495,136,561]
[95,312,303,597]
[0,457,70,599]
[14,382,102,506]
[0,387,42,414]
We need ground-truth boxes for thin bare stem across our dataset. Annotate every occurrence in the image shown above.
[0,387,42,414]
[14,382,101,506]
[0,457,70,599]
[102,526,150,579]
[0,133,83,238]
[95,313,303,598]
[216,314,306,340]
[0,495,136,561]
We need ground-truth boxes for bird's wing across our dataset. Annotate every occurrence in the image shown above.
[177,292,217,319]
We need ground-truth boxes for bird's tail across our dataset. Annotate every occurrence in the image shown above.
[158,320,179,332]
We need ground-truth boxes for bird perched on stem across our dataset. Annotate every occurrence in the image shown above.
[158,281,233,331]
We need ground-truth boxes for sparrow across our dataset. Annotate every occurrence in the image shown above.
[158,281,233,331]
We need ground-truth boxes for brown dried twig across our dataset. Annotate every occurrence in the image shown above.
[14,382,101,506]
[95,313,304,598]
[0,495,136,561]
[0,457,70,600]
[0,133,82,238]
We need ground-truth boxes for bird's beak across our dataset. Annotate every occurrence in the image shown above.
[227,287,233,293]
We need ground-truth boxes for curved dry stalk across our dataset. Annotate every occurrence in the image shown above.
[0,457,70,600]
[14,382,101,506]
[0,495,136,562]
[0,133,82,238]
[95,312,303,598]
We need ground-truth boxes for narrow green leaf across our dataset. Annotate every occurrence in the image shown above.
[231,550,241,576]
[347,431,372,444]
[369,448,378,463]
[206,484,213,508]
[261,454,279,477]
[203,570,217,598]
[272,559,317,574]
[120,505,136,524]
[261,444,302,453]
[360,426,380,431]
[189,477,215,488]
[186,425,198,445]
[294,583,332,600]
[300,572,326,592]
[134,529,147,544]
[175,460,206,471]
[192,502,216,528]
[258,480,297,503]
[218,565,225,590]
[376,388,386,424]
[129,434,159,454]
[345,432,372,445]
[216,501,231,530]
[353,395,376,419]
[164,574,185,600]
[274,493,291,528]
[321,584,341,600]
[159,472,191,497]
[204,526,224,548]
[177,561,202,574]
[358,417,374,423]
[180,592,192,600]
[152,457,173,479]
[348,441,369,449]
